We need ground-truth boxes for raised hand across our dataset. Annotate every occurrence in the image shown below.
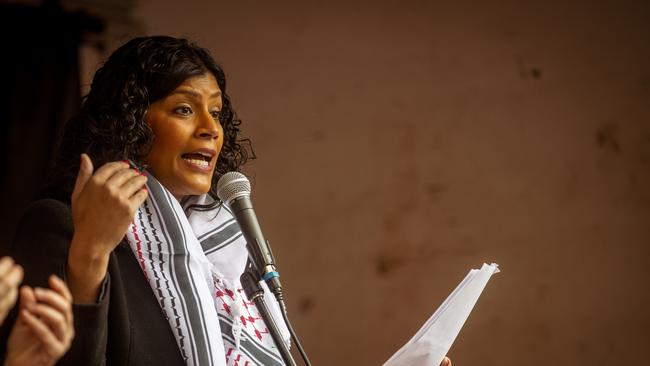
[0,257,23,324]
[4,276,74,366]
[70,154,148,257]
[67,154,148,303]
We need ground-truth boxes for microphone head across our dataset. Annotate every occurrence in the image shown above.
[217,171,251,205]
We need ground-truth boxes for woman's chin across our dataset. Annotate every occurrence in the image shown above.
[165,183,211,201]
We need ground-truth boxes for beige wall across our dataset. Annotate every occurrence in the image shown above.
[100,0,650,364]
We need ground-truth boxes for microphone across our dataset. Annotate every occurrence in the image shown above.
[217,172,312,366]
[216,172,282,294]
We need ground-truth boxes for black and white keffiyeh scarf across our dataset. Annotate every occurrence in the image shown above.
[125,173,289,366]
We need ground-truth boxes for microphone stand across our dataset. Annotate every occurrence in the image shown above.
[240,264,297,366]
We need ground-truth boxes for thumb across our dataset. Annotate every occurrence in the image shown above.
[71,153,94,202]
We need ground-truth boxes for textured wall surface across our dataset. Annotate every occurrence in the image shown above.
[103,0,650,364]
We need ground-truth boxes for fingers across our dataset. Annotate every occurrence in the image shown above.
[5,266,24,289]
[129,186,149,207]
[107,167,140,187]
[18,286,36,310]
[19,309,68,357]
[48,276,73,304]
[74,159,130,201]
[71,153,94,202]
[87,161,147,201]
[25,302,67,341]
[34,286,72,326]
[0,267,23,299]
[43,276,74,328]
[0,258,23,293]
[70,159,149,261]
[441,356,451,366]
[0,257,14,276]
[19,282,74,354]
[111,169,148,198]
[92,160,131,183]
[105,166,148,210]
[0,259,23,322]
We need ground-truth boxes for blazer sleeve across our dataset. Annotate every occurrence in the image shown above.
[1,199,110,366]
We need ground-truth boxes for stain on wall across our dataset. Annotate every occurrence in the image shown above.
[596,123,621,152]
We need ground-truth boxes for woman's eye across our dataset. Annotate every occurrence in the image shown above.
[210,110,221,120]
[174,106,193,116]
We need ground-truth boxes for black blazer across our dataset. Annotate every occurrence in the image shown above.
[0,199,186,365]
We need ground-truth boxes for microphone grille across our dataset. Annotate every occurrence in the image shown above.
[217,171,251,204]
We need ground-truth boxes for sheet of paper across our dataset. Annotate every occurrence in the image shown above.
[383,263,500,366]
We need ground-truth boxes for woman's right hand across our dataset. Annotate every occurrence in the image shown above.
[67,154,148,303]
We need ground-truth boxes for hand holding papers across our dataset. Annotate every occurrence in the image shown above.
[384,263,500,366]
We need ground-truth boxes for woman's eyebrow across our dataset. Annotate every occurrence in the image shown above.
[170,89,222,99]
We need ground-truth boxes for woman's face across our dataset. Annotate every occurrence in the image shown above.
[144,72,224,200]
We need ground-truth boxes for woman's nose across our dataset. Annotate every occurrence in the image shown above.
[198,128,219,139]
[196,111,220,139]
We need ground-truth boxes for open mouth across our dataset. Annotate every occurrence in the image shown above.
[181,151,213,169]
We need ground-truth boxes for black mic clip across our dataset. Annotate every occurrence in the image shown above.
[240,262,297,366]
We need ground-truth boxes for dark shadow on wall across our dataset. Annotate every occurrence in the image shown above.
[0,1,102,254]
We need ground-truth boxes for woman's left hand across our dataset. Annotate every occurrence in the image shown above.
[441,356,452,366]
[4,275,75,366]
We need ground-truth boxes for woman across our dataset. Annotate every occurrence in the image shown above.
[4,36,451,366]
[7,36,279,366]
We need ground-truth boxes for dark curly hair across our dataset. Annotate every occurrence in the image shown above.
[50,35,253,199]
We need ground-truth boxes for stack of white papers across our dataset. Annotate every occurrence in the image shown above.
[384,263,500,366]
